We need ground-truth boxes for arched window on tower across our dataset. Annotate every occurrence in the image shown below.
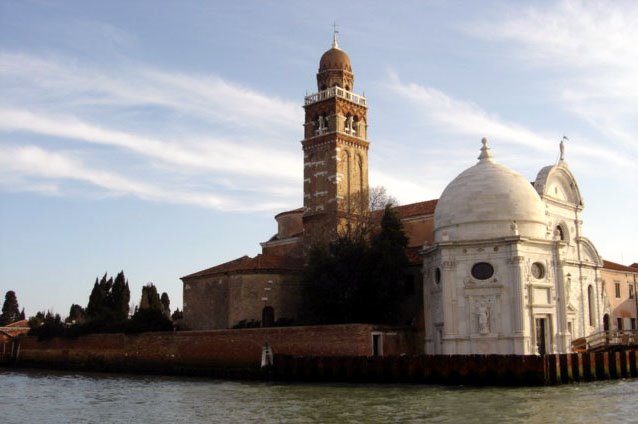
[357,154,364,213]
[341,150,351,212]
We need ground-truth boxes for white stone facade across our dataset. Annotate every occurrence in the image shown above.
[423,139,604,355]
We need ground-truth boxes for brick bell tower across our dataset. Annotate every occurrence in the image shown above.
[302,32,370,245]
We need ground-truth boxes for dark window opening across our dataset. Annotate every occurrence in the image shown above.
[372,334,382,356]
[617,317,624,330]
[262,306,275,328]
[615,282,621,298]
[471,262,494,280]
[556,225,565,241]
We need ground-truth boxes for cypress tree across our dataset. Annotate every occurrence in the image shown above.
[111,271,130,320]
[129,283,172,333]
[1,290,21,325]
[367,204,409,324]
[160,292,170,317]
[86,278,105,318]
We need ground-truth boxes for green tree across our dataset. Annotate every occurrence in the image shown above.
[127,283,172,333]
[66,304,86,324]
[1,290,21,325]
[28,311,65,339]
[302,203,409,325]
[86,275,108,318]
[139,283,163,311]
[366,204,409,324]
[110,271,130,320]
[82,272,130,333]
[28,311,45,329]
[171,308,183,321]
[302,235,369,324]
[160,292,170,317]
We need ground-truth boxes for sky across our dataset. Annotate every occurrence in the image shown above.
[1,0,637,318]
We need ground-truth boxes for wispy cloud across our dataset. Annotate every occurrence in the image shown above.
[384,72,633,169]
[467,0,638,154]
[0,145,290,212]
[0,53,301,135]
[0,53,304,211]
[0,108,299,180]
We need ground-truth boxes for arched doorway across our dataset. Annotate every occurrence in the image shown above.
[262,306,274,327]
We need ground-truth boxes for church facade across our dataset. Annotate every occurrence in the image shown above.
[181,36,637,355]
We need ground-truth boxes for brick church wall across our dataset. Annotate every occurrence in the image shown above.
[183,273,303,330]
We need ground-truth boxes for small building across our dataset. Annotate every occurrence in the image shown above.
[600,260,638,331]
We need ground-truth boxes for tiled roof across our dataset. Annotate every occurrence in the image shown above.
[393,199,438,219]
[182,254,304,279]
[371,199,439,221]
[603,260,638,273]
[5,319,28,328]
[0,320,30,338]
[274,207,304,219]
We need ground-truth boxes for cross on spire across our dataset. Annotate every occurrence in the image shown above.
[332,21,339,49]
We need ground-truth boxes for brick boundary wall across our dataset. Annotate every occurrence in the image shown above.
[4,326,638,386]
[273,350,638,386]
[4,324,413,377]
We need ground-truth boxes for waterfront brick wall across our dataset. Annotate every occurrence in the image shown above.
[14,324,414,372]
[273,349,638,386]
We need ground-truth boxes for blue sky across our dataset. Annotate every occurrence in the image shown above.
[1,0,637,317]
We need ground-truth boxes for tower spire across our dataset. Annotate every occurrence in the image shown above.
[332,21,339,49]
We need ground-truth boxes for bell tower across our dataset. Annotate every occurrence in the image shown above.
[302,33,370,244]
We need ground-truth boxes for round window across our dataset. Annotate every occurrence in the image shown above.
[471,262,494,280]
[434,268,441,284]
[531,262,545,279]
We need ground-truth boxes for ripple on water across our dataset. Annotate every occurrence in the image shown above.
[2,369,638,424]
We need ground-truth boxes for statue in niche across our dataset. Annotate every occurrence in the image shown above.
[477,302,490,335]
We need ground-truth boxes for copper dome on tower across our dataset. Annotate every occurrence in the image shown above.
[319,47,352,72]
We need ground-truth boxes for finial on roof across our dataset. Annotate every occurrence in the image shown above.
[559,135,568,162]
[478,137,493,162]
[332,21,339,49]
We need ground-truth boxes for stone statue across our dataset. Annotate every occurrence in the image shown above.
[565,275,571,302]
[560,136,567,161]
[477,302,490,335]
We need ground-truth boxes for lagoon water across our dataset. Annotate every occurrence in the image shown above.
[1,368,637,423]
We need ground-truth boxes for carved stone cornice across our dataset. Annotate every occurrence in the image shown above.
[507,256,525,264]
[441,260,457,270]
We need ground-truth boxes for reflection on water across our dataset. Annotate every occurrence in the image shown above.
[1,368,636,423]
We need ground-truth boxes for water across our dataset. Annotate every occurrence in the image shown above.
[1,368,636,423]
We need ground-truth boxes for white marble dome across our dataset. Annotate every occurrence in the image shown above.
[434,139,547,242]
